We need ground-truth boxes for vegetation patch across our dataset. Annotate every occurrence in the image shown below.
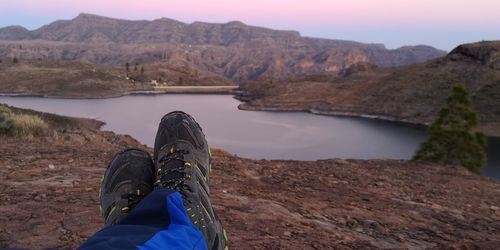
[413,84,487,173]
[0,105,48,137]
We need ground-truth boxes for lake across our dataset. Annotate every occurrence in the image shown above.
[0,94,498,179]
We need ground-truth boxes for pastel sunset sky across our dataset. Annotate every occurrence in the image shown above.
[1,0,499,50]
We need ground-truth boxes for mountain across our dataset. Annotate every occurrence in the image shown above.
[238,41,500,136]
[0,13,446,82]
[0,26,30,40]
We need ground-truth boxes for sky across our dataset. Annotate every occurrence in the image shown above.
[0,0,499,51]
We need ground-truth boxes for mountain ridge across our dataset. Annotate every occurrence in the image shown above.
[0,13,447,81]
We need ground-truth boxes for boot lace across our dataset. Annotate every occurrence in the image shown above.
[156,149,194,201]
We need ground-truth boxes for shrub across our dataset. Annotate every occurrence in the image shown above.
[413,84,487,173]
[0,105,15,135]
[12,114,49,137]
[0,105,49,137]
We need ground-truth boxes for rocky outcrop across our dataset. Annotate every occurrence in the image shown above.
[0,13,446,82]
[448,41,500,70]
[339,62,379,77]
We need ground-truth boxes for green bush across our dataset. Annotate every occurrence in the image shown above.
[0,105,48,137]
[0,105,15,135]
[413,84,487,173]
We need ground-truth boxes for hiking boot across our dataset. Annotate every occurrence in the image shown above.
[154,111,228,250]
[100,148,155,226]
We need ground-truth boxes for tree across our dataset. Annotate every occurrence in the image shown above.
[125,62,130,72]
[13,57,18,63]
[413,83,487,173]
[140,66,145,75]
[134,63,139,71]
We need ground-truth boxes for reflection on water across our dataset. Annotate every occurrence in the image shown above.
[0,94,498,179]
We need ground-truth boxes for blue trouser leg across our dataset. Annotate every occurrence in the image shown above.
[79,189,207,250]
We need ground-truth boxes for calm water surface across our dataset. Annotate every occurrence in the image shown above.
[0,95,498,179]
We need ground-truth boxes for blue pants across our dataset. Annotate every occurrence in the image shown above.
[79,189,208,250]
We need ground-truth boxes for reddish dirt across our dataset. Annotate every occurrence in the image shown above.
[1,129,499,249]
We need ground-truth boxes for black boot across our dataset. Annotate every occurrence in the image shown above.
[154,111,228,250]
[100,148,155,226]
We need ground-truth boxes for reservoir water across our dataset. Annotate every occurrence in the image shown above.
[0,94,498,179]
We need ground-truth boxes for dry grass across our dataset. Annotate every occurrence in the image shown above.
[0,105,48,137]
[11,114,49,137]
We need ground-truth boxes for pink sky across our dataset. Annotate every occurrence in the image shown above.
[1,0,499,50]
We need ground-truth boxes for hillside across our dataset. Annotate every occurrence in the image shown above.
[239,41,500,136]
[0,59,234,97]
[0,13,446,82]
[0,59,142,98]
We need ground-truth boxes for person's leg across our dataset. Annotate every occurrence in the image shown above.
[80,189,207,250]
[80,112,227,250]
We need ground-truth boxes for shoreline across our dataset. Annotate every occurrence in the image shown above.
[237,103,430,128]
[0,86,238,99]
[237,103,500,138]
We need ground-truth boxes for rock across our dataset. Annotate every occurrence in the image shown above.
[335,159,350,165]
[428,202,444,210]
[48,164,55,170]
[346,217,358,227]
[367,220,384,231]
[339,62,378,77]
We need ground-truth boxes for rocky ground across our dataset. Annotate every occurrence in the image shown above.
[0,111,499,249]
